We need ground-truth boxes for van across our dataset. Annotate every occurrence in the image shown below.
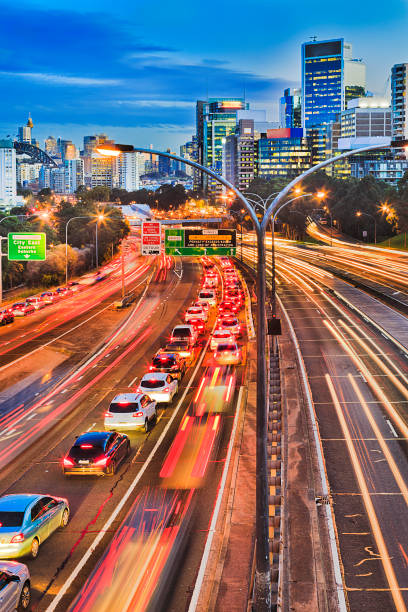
[170,324,198,347]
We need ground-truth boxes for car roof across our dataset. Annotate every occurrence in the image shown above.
[141,372,168,381]
[214,329,232,335]
[173,325,193,331]
[111,393,143,403]
[74,431,113,446]
[0,494,41,512]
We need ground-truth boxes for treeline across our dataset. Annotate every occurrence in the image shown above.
[232,172,408,242]
[2,187,129,289]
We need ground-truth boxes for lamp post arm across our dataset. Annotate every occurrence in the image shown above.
[121,147,261,231]
[262,143,391,231]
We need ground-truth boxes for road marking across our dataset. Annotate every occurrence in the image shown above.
[188,386,244,612]
[128,375,138,387]
[60,389,68,394]
[26,413,36,421]
[86,422,96,432]
[46,279,211,612]
[386,419,398,438]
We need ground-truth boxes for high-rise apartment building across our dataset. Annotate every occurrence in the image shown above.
[257,129,312,180]
[223,119,256,191]
[18,114,34,144]
[45,136,58,158]
[196,98,248,194]
[0,139,17,209]
[82,134,115,188]
[391,63,408,155]
[301,39,366,131]
[180,137,197,176]
[118,152,141,191]
[280,88,301,129]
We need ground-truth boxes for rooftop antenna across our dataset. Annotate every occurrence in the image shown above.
[309,35,317,42]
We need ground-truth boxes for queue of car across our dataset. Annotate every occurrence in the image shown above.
[0,254,246,603]
[0,281,83,326]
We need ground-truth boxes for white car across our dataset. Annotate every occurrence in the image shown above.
[210,329,235,351]
[170,325,198,348]
[217,316,242,337]
[203,274,218,288]
[104,393,157,432]
[0,561,31,611]
[138,373,178,403]
[193,300,209,315]
[26,297,46,310]
[197,290,217,307]
[185,306,207,323]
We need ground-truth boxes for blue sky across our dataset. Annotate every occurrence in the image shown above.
[1,0,407,151]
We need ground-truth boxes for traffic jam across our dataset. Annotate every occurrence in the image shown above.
[0,255,249,611]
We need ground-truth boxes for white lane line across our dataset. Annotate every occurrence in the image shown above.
[386,419,399,438]
[46,277,207,612]
[278,295,348,612]
[86,422,96,432]
[128,375,138,387]
[188,386,244,612]
[26,413,36,421]
[60,389,68,394]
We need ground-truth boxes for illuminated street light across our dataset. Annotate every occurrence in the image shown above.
[356,211,377,244]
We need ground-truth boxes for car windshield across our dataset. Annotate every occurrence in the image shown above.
[153,356,176,368]
[222,320,237,326]
[217,344,236,352]
[141,379,165,389]
[173,329,191,338]
[70,444,105,458]
[0,511,25,527]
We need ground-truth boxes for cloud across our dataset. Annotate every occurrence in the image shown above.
[0,71,121,87]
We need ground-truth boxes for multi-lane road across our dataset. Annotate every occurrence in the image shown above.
[0,248,251,612]
[243,236,408,611]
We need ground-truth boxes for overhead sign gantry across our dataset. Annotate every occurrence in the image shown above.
[165,228,236,256]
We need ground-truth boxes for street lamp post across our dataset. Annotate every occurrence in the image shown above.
[356,211,377,244]
[97,140,393,611]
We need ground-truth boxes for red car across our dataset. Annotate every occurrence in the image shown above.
[219,300,239,315]
[0,309,14,325]
[189,318,205,335]
[11,302,35,316]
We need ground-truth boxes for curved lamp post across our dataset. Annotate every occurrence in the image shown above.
[97,140,395,610]
[65,216,89,285]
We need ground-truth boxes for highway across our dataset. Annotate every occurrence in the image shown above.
[242,241,408,611]
[0,254,251,612]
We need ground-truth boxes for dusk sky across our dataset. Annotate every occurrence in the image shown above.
[1,0,407,151]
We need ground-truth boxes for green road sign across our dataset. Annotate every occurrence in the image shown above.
[8,232,47,261]
[165,228,236,256]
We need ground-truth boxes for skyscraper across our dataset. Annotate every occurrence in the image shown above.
[0,139,17,210]
[118,152,141,191]
[391,63,408,155]
[195,98,249,194]
[301,39,366,131]
[18,114,34,144]
[280,88,301,129]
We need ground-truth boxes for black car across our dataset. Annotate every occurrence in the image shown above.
[62,431,130,476]
[149,351,186,380]
[0,309,14,325]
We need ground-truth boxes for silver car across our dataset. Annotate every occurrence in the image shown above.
[0,561,31,611]
[0,494,70,559]
[104,393,157,432]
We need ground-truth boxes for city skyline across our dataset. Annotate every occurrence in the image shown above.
[0,0,407,150]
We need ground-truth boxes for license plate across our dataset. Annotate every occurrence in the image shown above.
[78,460,89,464]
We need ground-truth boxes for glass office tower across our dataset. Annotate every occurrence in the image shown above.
[301,38,366,131]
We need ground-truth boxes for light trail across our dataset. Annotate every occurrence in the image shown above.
[326,374,407,612]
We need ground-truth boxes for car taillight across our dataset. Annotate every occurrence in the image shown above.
[63,457,75,467]
[104,412,113,418]
[163,387,170,392]
[133,411,144,417]
[94,457,109,467]
[149,366,154,371]
[11,533,25,543]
